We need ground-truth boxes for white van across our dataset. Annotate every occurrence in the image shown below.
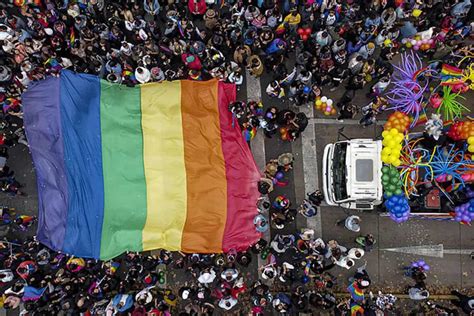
[322,139,383,210]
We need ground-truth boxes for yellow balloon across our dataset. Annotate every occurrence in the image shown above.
[406,42,412,48]
[381,154,388,163]
[468,136,474,145]
[469,144,474,153]
[382,131,389,138]
[388,155,396,164]
[396,134,404,143]
[412,9,422,18]
[390,128,398,136]
[316,100,322,106]
[392,159,401,167]
[384,134,393,141]
[382,147,392,156]
[387,140,396,148]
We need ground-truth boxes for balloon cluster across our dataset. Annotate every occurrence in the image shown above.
[453,198,474,224]
[382,166,403,197]
[447,120,474,140]
[401,38,434,51]
[386,194,411,223]
[297,27,312,41]
[315,96,336,116]
[411,259,430,271]
[381,128,404,166]
[468,136,474,153]
[384,111,411,133]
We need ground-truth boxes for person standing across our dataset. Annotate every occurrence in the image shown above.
[336,215,361,232]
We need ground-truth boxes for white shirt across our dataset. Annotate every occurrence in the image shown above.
[334,256,355,269]
[348,248,365,260]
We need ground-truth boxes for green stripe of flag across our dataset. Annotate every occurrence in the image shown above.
[99,81,148,260]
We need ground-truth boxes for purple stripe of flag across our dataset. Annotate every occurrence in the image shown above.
[22,77,69,251]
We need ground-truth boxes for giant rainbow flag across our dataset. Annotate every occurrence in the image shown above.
[22,70,261,260]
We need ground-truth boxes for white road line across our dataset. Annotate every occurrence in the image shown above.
[308,118,387,125]
[381,244,474,258]
[246,71,270,282]
[295,103,322,237]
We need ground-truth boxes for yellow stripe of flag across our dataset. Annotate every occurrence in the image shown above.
[141,81,187,251]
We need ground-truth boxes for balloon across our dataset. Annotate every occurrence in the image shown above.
[417,260,425,266]
[402,38,408,44]
[297,28,304,35]
[304,28,311,35]
[413,45,420,51]
[382,131,389,138]
[321,96,328,102]
[275,171,284,180]
[326,99,333,106]
[302,34,309,41]
[411,39,417,45]
[406,42,412,48]
[423,264,430,271]
[382,148,392,157]
[384,134,393,141]
[393,159,401,167]
[315,99,322,106]
[468,145,474,153]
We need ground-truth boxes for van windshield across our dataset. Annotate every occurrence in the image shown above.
[333,142,348,201]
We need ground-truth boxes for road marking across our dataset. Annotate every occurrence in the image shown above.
[294,104,322,237]
[308,118,387,125]
[246,71,270,282]
[381,244,474,258]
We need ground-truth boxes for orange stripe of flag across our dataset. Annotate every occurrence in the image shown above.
[180,80,228,253]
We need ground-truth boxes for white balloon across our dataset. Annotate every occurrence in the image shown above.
[326,99,333,106]
[321,96,328,102]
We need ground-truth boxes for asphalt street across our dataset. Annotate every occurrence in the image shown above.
[1,57,473,307]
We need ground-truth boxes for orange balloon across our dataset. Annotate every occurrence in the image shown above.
[279,127,288,135]
[331,108,337,115]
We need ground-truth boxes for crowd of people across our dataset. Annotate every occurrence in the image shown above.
[0,0,474,314]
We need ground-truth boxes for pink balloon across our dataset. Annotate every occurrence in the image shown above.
[428,39,434,44]
[413,45,420,51]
